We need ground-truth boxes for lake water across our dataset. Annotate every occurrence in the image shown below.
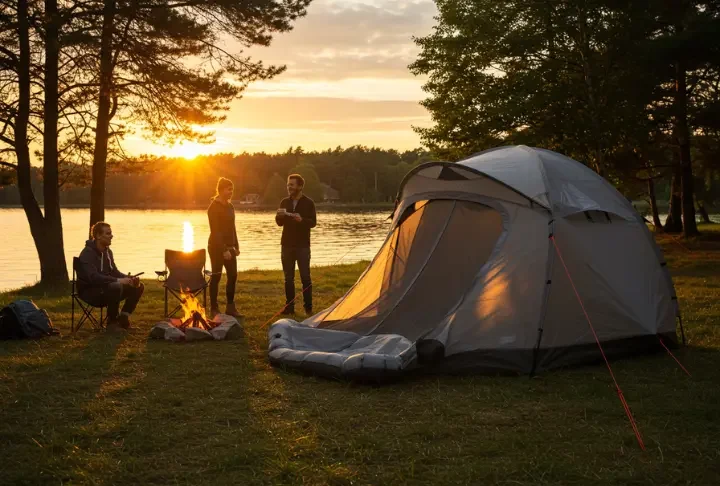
[2,208,717,293]
[0,208,392,292]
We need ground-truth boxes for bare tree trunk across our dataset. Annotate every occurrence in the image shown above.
[15,0,45,236]
[664,167,683,233]
[90,0,116,229]
[39,0,69,285]
[15,0,66,287]
[648,177,663,231]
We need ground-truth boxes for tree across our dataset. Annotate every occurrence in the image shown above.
[263,172,286,204]
[409,0,648,169]
[337,168,365,202]
[409,0,720,239]
[288,163,322,202]
[0,1,310,285]
[85,0,312,228]
[0,0,72,286]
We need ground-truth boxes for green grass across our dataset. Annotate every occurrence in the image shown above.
[2,227,720,485]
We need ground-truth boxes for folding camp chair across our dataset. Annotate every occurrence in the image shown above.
[71,257,108,332]
[156,249,213,318]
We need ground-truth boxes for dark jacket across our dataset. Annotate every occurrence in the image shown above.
[275,195,317,248]
[207,199,239,253]
[77,239,125,293]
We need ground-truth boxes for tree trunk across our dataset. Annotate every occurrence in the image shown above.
[16,0,66,287]
[698,204,711,224]
[574,10,605,176]
[674,14,699,237]
[15,0,45,243]
[664,167,683,233]
[90,0,116,229]
[40,0,69,285]
[647,177,663,231]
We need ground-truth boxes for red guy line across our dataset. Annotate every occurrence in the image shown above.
[550,236,646,451]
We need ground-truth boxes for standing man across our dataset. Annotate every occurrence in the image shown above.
[275,174,317,315]
[77,222,144,330]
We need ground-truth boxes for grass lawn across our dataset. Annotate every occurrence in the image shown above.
[2,226,720,485]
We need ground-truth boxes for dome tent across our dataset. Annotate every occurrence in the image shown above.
[267,145,682,379]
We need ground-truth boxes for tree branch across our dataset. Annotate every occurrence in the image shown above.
[0,160,18,169]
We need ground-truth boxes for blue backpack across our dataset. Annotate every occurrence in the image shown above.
[0,300,59,340]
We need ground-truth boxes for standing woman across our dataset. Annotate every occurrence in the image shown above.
[207,177,242,318]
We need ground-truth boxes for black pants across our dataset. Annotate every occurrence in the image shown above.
[80,282,145,320]
[209,250,237,307]
[281,246,311,311]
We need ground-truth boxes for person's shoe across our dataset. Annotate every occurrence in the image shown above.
[304,307,313,316]
[210,306,220,318]
[225,303,245,320]
[281,306,295,316]
[118,313,132,329]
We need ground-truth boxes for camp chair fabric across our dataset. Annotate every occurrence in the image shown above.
[157,249,210,318]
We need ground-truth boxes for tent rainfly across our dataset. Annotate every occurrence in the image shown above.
[267,145,683,380]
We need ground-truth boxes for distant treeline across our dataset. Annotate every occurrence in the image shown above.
[0,146,434,207]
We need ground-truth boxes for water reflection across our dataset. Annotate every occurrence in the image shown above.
[0,208,392,292]
[183,221,194,253]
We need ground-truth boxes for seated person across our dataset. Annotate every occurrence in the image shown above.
[77,222,144,330]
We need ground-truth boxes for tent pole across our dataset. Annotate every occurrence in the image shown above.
[530,216,556,377]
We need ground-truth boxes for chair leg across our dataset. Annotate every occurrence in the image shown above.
[100,307,104,330]
[165,287,168,318]
[71,295,75,333]
[204,287,207,310]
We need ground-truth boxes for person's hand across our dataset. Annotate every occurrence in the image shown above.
[131,276,140,287]
[292,213,302,223]
[223,250,232,261]
[276,208,287,216]
[118,277,133,286]
[233,247,240,257]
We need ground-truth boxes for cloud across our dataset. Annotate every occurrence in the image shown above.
[125,96,431,155]
[245,0,438,81]
[128,1,438,155]
[245,77,427,101]
[224,96,431,131]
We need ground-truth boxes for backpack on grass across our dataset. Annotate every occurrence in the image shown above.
[0,300,59,340]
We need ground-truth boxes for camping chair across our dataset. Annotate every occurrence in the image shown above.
[156,249,212,318]
[71,257,108,333]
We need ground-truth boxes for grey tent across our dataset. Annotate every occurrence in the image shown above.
[267,146,682,379]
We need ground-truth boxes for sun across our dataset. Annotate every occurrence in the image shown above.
[164,141,212,160]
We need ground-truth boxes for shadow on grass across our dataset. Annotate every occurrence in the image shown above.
[254,338,720,485]
[0,331,129,483]
[1,323,282,484]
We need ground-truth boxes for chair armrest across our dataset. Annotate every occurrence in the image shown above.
[155,271,168,276]
[204,270,213,277]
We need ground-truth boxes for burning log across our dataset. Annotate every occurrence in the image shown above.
[170,287,222,331]
[178,310,220,331]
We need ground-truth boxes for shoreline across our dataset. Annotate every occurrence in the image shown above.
[0,202,396,211]
[0,260,371,296]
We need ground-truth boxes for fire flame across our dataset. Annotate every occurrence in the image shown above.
[179,287,207,324]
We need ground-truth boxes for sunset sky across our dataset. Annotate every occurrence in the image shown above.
[123,0,438,158]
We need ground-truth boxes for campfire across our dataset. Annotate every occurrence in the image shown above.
[171,288,220,332]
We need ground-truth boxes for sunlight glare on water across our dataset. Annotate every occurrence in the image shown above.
[183,221,194,252]
[0,208,392,292]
